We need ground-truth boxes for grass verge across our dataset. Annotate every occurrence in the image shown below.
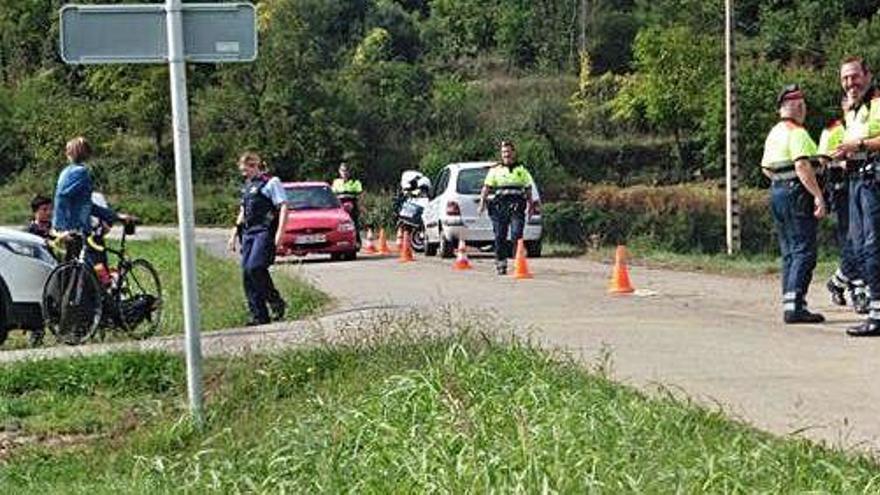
[2,311,879,492]
[2,238,328,349]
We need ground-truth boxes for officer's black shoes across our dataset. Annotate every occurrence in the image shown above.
[783,310,825,324]
[826,280,847,306]
[270,299,287,321]
[853,292,869,314]
[847,319,880,337]
[246,318,270,327]
[495,263,507,276]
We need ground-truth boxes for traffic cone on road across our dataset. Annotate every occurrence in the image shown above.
[378,228,393,255]
[452,237,472,270]
[608,245,635,294]
[512,239,533,279]
[362,228,378,254]
[395,227,404,252]
[398,230,415,263]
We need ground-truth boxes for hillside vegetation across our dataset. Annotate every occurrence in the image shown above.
[2,1,880,229]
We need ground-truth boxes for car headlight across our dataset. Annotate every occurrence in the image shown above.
[0,240,57,265]
[337,221,355,232]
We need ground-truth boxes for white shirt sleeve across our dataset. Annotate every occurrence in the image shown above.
[262,177,288,207]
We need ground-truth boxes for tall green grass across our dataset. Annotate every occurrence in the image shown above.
[2,312,879,492]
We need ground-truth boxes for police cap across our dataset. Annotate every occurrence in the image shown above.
[776,83,805,108]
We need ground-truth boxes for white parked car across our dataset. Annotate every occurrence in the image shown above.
[0,228,56,345]
[423,162,543,258]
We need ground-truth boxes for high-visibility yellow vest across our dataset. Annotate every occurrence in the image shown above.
[760,120,818,181]
[484,164,533,194]
[844,91,880,162]
[817,120,844,158]
[332,178,363,196]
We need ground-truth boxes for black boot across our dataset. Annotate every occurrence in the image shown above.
[784,309,825,324]
[826,279,847,306]
[847,319,880,337]
[852,290,869,314]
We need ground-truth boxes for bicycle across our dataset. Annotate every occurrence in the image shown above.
[41,222,163,345]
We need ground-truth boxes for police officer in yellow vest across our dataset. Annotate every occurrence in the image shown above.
[331,162,364,247]
[818,97,868,313]
[478,140,534,275]
[761,84,827,324]
[832,56,880,336]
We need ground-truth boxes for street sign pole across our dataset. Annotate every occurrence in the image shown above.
[166,0,203,424]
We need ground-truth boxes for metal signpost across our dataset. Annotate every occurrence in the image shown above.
[60,1,257,423]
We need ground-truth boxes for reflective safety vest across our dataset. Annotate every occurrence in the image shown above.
[760,120,818,181]
[484,164,534,197]
[332,178,363,199]
[844,88,880,162]
[817,120,845,158]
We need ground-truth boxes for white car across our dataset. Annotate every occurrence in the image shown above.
[423,162,543,258]
[0,228,57,345]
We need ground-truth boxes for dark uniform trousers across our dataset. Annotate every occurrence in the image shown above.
[830,180,862,283]
[849,175,880,319]
[241,226,275,323]
[490,197,526,264]
[770,180,818,310]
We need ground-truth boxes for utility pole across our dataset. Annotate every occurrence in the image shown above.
[579,0,588,54]
[725,0,741,254]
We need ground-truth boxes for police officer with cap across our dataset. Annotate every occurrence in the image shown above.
[818,96,868,313]
[832,56,880,336]
[478,139,534,275]
[761,83,826,324]
[228,151,288,326]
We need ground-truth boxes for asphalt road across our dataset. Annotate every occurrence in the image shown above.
[5,226,880,454]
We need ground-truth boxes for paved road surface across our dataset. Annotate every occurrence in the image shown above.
[5,226,880,454]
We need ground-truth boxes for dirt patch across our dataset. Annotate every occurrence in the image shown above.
[0,430,105,463]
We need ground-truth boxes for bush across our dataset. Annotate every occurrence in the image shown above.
[543,183,837,255]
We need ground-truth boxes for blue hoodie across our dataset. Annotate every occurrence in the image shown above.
[53,163,117,233]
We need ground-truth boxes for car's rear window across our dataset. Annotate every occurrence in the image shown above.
[456,167,489,195]
[285,186,340,210]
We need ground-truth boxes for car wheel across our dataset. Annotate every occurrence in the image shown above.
[330,253,343,261]
[439,229,455,259]
[526,239,543,258]
[344,250,358,261]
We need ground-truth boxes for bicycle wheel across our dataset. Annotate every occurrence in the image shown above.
[116,259,163,339]
[42,262,103,345]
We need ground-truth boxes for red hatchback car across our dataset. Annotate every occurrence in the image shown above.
[276,182,358,261]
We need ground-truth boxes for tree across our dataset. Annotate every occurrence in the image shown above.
[613,25,722,181]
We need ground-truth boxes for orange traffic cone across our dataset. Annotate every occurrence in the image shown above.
[395,227,404,252]
[362,228,378,254]
[378,228,392,255]
[398,230,415,263]
[512,239,533,279]
[452,237,472,270]
[608,245,635,294]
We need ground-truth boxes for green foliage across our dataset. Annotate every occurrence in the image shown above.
[542,184,837,255]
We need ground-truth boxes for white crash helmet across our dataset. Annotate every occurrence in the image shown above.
[400,170,432,192]
[90,192,109,229]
